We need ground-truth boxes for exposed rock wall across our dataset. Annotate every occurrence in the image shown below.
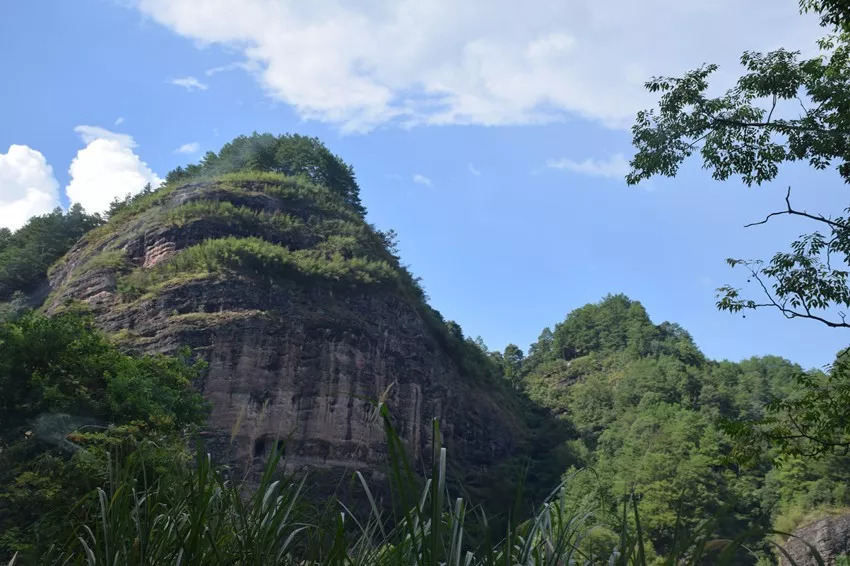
[45,177,536,492]
[781,513,850,565]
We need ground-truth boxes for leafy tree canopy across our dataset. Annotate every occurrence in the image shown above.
[521,294,703,368]
[166,132,365,215]
[514,295,850,559]
[626,0,850,460]
[0,205,102,303]
[0,311,207,557]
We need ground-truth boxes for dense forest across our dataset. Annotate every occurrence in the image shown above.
[495,295,850,560]
[3,1,850,564]
[0,204,102,315]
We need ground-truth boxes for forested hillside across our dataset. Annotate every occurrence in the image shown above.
[491,294,850,560]
[0,204,101,318]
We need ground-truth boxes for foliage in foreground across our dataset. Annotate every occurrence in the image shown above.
[0,298,841,564]
[0,312,207,559]
[1,311,830,565]
[9,407,829,566]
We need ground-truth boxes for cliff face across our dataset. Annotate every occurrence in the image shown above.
[45,174,542,490]
[781,513,850,566]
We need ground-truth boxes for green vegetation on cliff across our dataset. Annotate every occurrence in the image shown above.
[116,235,399,298]
[71,174,452,353]
[166,133,365,215]
[47,171,428,317]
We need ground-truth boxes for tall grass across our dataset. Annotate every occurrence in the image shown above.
[14,404,827,566]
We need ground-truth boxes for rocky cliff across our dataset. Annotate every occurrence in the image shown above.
[781,513,850,565]
[44,172,561,497]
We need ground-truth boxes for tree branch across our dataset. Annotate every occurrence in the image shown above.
[710,116,840,134]
[786,411,850,449]
[744,187,845,229]
[745,266,850,328]
[766,94,777,126]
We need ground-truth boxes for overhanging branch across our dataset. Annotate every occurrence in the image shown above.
[745,187,845,229]
[742,264,850,328]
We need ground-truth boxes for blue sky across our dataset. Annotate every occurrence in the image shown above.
[1,0,847,369]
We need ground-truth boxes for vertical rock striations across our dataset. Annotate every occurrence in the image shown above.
[45,173,553,496]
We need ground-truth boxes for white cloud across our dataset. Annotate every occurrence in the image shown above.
[206,61,253,76]
[66,126,162,214]
[413,174,432,186]
[75,125,137,147]
[175,142,200,154]
[0,145,60,231]
[170,76,208,91]
[547,153,630,180]
[114,116,125,126]
[135,0,822,132]
[468,163,482,176]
